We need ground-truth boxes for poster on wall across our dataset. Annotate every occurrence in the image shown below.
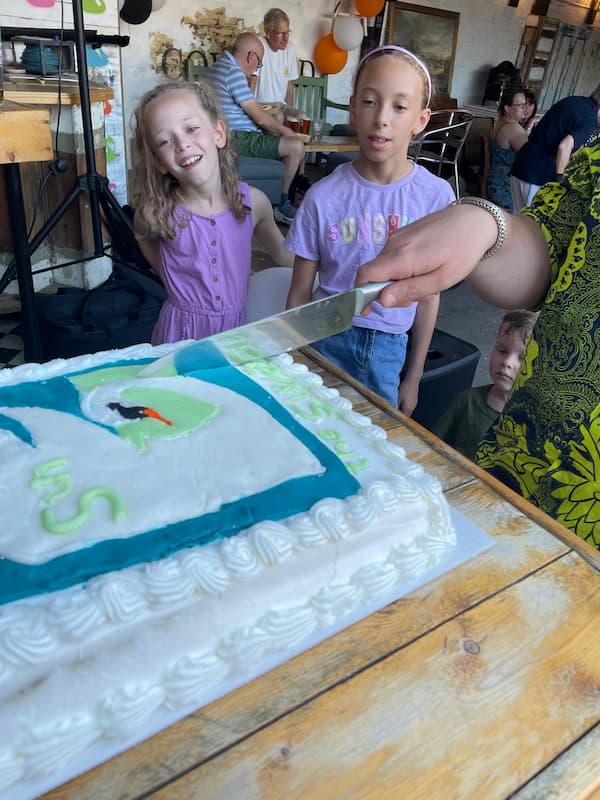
[3,0,118,33]
[384,2,459,97]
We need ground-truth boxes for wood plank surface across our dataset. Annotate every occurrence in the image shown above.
[303,136,360,153]
[513,721,600,799]
[144,554,600,800]
[4,79,113,106]
[0,104,52,164]
[41,464,577,800]
[39,351,600,800]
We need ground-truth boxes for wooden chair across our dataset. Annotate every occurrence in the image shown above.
[292,71,350,133]
[411,109,474,199]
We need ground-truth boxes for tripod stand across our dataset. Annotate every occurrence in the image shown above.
[1,0,134,362]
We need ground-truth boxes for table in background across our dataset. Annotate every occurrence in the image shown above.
[0,99,52,360]
[0,77,114,362]
[303,135,359,154]
[41,349,600,800]
[1,76,113,256]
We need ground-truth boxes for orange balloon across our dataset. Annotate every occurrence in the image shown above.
[314,33,348,75]
[355,0,385,16]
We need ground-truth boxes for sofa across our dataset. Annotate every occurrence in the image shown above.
[237,156,285,206]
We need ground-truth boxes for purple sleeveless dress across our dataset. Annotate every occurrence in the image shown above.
[152,183,253,344]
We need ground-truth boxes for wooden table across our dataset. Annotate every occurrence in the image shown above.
[304,135,360,153]
[3,76,113,106]
[42,349,600,800]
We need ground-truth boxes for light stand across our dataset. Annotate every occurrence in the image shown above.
[1,0,134,362]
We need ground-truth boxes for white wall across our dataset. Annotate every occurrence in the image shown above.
[119,0,535,154]
[5,0,597,193]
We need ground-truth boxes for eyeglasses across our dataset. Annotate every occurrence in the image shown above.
[511,103,527,109]
[273,30,291,38]
[250,51,263,69]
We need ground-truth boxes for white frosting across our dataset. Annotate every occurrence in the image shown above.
[0,343,456,799]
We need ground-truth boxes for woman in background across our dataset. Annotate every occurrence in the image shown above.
[487,86,528,211]
[521,88,538,133]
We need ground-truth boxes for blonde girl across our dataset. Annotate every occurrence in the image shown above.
[132,79,292,344]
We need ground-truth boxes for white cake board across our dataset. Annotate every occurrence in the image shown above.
[5,507,493,800]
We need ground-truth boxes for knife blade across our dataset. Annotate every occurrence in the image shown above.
[140,281,392,375]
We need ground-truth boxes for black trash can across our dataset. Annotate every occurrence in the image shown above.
[402,328,481,430]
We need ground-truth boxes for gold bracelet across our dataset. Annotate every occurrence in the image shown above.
[452,197,508,260]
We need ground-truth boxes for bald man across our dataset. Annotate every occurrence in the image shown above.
[208,32,305,224]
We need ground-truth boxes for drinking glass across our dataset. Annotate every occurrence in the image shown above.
[311,119,324,143]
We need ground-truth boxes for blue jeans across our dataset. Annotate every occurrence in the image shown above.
[312,326,408,407]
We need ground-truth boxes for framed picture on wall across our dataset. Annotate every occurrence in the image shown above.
[385,2,459,96]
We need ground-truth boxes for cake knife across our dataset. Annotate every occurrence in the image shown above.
[141,281,392,374]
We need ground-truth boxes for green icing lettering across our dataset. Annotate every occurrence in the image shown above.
[243,361,309,402]
[244,361,368,474]
[318,430,369,475]
[319,428,354,455]
[346,457,369,476]
[228,344,266,363]
[41,486,126,535]
[292,401,337,422]
[244,361,283,381]
[30,458,71,505]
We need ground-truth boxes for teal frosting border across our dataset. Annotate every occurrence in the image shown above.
[0,345,359,604]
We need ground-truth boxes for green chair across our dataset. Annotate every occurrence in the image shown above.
[292,72,350,135]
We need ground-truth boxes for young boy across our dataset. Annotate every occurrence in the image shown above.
[433,310,538,460]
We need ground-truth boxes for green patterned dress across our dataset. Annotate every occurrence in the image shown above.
[477,144,600,547]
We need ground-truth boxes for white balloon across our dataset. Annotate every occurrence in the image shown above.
[151,0,167,10]
[332,15,364,51]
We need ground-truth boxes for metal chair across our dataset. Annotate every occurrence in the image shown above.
[411,110,474,199]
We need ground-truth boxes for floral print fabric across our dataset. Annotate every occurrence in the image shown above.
[487,140,516,212]
[477,144,600,547]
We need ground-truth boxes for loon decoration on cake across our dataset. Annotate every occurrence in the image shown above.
[0,349,360,605]
[107,401,174,426]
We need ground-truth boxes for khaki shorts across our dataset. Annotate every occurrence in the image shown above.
[232,130,281,160]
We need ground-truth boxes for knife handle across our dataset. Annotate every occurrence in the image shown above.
[353,281,394,314]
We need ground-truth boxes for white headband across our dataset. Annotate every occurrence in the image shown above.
[354,45,432,106]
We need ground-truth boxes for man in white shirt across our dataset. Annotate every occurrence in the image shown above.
[250,8,304,120]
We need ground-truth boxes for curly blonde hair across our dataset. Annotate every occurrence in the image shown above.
[131,80,249,241]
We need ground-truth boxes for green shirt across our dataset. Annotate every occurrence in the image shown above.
[433,384,498,461]
[477,144,600,547]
